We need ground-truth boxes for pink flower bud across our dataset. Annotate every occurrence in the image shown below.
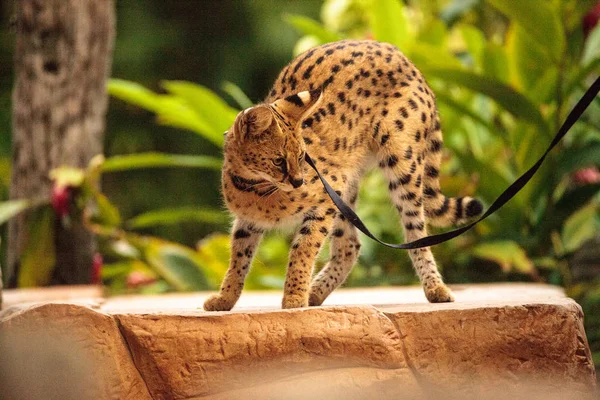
[584,3,600,37]
[572,167,600,186]
[126,271,157,288]
[91,253,103,284]
[51,185,71,218]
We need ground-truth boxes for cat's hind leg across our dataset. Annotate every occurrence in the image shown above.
[376,119,454,303]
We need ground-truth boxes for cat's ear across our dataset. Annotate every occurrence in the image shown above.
[271,89,322,122]
[233,105,274,142]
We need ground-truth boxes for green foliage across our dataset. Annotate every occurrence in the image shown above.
[0,200,38,226]
[486,0,565,61]
[101,153,222,172]
[108,79,239,148]
[18,207,56,287]
[126,207,229,229]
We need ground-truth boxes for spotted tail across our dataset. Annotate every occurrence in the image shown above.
[422,114,483,228]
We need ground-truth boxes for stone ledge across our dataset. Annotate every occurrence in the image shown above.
[0,284,596,400]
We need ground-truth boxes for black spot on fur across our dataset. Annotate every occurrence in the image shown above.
[327,103,336,115]
[333,229,344,237]
[285,94,304,107]
[424,186,437,198]
[302,118,314,129]
[425,165,439,178]
[234,229,251,239]
[430,140,442,152]
[401,192,417,201]
[303,65,314,80]
[466,199,483,217]
[373,122,380,138]
[455,197,464,220]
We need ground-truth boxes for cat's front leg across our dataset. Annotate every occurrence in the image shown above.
[282,211,333,309]
[203,218,263,311]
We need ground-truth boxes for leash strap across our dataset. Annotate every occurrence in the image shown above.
[306,76,600,250]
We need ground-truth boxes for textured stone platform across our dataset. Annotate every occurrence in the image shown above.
[0,284,596,400]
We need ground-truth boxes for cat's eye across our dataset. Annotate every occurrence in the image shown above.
[273,157,285,166]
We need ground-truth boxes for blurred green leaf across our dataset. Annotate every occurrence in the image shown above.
[556,143,600,177]
[108,79,162,112]
[153,96,220,144]
[143,238,209,291]
[482,42,510,84]
[550,184,600,233]
[472,240,535,274]
[566,58,600,97]
[485,0,565,61]
[528,67,559,105]
[410,44,463,70]
[418,19,447,48]
[562,204,599,253]
[102,152,222,172]
[222,81,254,109]
[367,0,410,50]
[127,207,229,229]
[109,79,228,147]
[101,260,146,280]
[162,80,238,142]
[284,14,342,43]
[435,91,499,137]
[506,24,551,94]
[195,233,231,288]
[92,192,121,227]
[0,199,36,226]
[459,24,485,70]
[582,22,600,67]
[18,206,56,287]
[440,0,480,26]
[49,167,85,188]
[428,68,548,132]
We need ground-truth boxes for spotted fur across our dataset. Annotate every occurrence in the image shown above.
[203,40,483,311]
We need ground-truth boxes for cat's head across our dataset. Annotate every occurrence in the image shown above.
[225,89,322,192]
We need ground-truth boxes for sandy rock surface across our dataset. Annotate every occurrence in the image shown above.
[0,284,596,399]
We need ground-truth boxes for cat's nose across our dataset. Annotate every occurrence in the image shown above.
[290,177,304,188]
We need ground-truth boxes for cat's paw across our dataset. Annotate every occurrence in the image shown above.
[424,284,455,303]
[308,291,325,306]
[203,293,236,311]
[282,294,308,309]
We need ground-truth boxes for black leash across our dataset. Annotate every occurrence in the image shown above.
[306,76,600,250]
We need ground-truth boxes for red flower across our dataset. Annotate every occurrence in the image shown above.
[51,185,71,218]
[572,167,600,186]
[583,3,600,37]
[91,253,103,284]
[126,271,157,288]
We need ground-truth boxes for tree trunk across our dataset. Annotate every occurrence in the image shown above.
[8,0,115,286]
